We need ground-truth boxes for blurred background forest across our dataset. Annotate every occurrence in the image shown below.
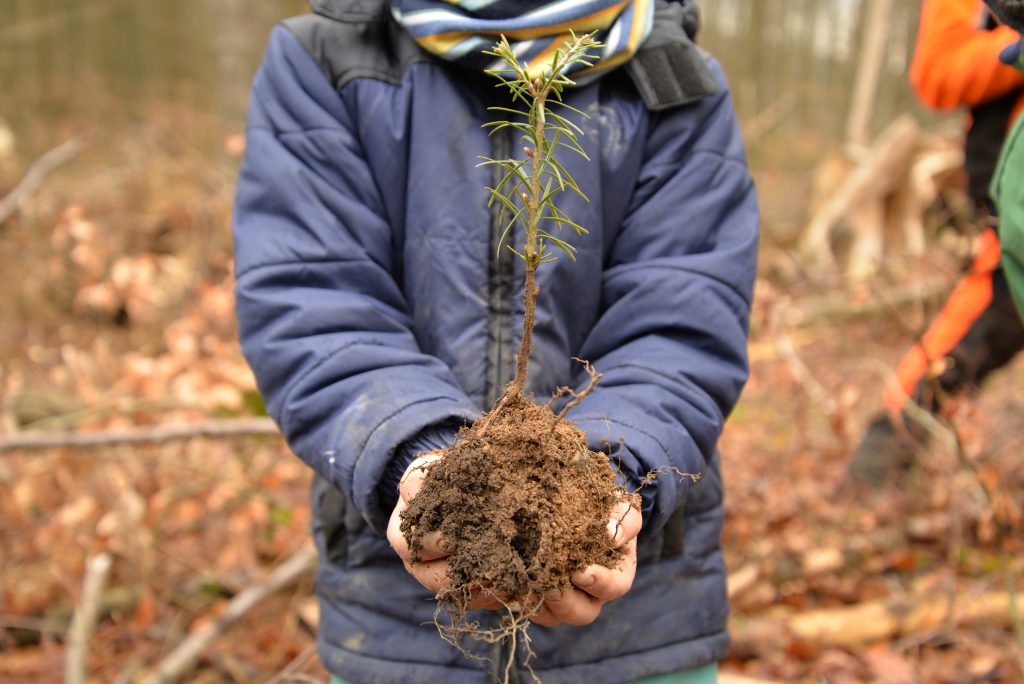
[1,0,1022,682]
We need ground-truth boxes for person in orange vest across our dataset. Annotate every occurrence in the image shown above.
[849,0,1024,483]
[987,0,1024,320]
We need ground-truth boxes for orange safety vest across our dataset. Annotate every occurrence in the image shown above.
[910,0,1024,120]
[885,0,1024,415]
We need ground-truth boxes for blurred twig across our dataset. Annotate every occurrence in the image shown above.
[64,553,113,684]
[741,92,796,148]
[0,136,87,226]
[0,417,279,452]
[264,644,319,684]
[140,547,317,684]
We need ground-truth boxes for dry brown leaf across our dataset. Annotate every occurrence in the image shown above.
[864,644,918,684]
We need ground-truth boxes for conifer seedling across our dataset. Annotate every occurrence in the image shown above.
[479,32,600,403]
[400,34,640,684]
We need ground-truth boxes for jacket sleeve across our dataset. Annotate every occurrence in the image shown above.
[910,0,1024,109]
[233,25,478,533]
[569,60,759,534]
[993,110,1024,318]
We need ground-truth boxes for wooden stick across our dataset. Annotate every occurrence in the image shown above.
[0,417,280,453]
[140,547,316,684]
[0,136,86,225]
[64,553,113,684]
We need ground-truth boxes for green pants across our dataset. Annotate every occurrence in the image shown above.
[330,663,718,683]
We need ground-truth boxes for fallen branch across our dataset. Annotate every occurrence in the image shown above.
[140,547,316,684]
[719,674,785,684]
[730,590,1018,658]
[0,417,279,453]
[0,136,86,225]
[64,553,113,684]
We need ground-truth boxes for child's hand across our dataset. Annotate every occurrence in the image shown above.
[387,454,642,622]
[529,499,641,627]
[386,452,503,609]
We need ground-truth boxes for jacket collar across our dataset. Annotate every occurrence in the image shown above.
[308,0,718,110]
[309,0,386,22]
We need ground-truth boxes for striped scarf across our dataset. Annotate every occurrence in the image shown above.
[390,0,655,82]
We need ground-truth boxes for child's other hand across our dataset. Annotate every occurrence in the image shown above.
[529,499,642,627]
[386,452,503,610]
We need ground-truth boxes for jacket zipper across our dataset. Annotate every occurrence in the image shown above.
[486,128,517,408]
[486,127,518,683]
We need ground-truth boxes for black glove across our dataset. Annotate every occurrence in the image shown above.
[985,0,1024,31]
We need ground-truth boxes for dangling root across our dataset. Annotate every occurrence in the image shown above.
[639,466,703,488]
[475,389,513,438]
[547,359,602,419]
[431,585,543,684]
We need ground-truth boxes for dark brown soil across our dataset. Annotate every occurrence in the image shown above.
[400,393,633,619]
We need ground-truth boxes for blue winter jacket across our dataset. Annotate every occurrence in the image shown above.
[233,0,759,681]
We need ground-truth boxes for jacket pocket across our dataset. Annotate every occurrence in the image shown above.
[661,501,686,557]
[311,475,349,566]
[637,499,687,563]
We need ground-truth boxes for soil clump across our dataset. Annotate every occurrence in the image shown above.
[400,393,635,624]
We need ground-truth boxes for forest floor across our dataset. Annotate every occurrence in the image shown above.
[0,121,1022,684]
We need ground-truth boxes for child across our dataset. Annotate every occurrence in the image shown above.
[233,0,758,681]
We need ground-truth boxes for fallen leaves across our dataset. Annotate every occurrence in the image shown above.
[0,120,1021,684]
[721,300,1024,683]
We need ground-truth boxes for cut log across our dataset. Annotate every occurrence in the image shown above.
[801,115,921,273]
